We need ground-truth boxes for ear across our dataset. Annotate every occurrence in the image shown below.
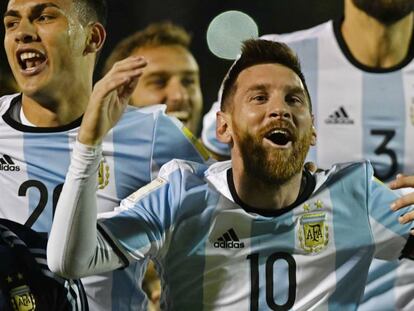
[216,110,233,144]
[310,115,317,146]
[84,22,106,55]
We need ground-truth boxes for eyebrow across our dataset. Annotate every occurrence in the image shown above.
[245,83,271,93]
[4,3,60,19]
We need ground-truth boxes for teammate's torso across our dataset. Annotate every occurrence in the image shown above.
[0,94,207,311]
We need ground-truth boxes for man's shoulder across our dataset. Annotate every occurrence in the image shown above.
[314,160,373,191]
[261,20,332,44]
[159,159,210,181]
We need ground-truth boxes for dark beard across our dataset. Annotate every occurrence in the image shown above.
[352,0,414,24]
[238,128,313,185]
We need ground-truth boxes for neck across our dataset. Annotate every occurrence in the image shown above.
[231,157,304,211]
[342,0,413,68]
[21,80,91,127]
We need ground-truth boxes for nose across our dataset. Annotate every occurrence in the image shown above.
[165,79,190,112]
[269,98,292,120]
[15,20,38,43]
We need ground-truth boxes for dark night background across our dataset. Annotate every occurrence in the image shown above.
[0,0,343,132]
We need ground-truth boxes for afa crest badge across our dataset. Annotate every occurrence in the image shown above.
[10,285,36,311]
[298,201,328,254]
[98,157,110,189]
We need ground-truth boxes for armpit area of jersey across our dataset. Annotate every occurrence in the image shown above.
[400,235,414,260]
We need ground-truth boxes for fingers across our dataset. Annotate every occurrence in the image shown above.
[389,174,414,190]
[93,56,147,98]
[391,191,414,212]
[106,56,148,78]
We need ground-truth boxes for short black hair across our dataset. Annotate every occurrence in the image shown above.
[75,0,108,26]
[103,21,191,75]
[220,39,312,112]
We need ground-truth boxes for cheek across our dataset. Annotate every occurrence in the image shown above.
[131,85,163,106]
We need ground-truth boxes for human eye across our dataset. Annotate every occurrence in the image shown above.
[250,92,268,104]
[4,18,19,30]
[37,14,54,23]
[147,77,167,89]
[181,76,197,87]
[285,93,304,106]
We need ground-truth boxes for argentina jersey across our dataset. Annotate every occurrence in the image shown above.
[97,159,413,311]
[262,20,414,311]
[0,93,209,311]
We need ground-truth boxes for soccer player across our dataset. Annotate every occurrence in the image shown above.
[202,1,414,308]
[103,21,203,134]
[48,39,414,310]
[1,0,208,310]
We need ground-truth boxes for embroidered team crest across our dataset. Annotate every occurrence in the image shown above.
[9,284,36,311]
[298,201,328,254]
[98,157,110,189]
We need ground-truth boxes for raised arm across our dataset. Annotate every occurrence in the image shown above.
[47,57,147,278]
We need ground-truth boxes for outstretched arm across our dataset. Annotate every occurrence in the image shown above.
[47,57,147,278]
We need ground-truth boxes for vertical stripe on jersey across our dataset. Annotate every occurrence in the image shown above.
[328,167,374,310]
[112,109,154,311]
[289,39,318,164]
[23,132,71,233]
[358,259,397,311]
[112,109,153,199]
[164,192,219,310]
[249,212,296,310]
[362,72,405,182]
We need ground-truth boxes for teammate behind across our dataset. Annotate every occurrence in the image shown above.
[103,21,202,134]
[48,39,414,310]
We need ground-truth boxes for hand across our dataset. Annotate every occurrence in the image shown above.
[389,174,414,233]
[78,56,147,146]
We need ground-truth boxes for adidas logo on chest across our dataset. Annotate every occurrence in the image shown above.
[325,106,354,125]
[0,155,20,172]
[213,228,245,249]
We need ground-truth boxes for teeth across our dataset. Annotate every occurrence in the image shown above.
[270,129,288,135]
[20,52,43,61]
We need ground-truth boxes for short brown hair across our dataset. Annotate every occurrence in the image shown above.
[103,21,191,75]
[220,39,312,112]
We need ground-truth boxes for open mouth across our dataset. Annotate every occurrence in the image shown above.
[265,129,293,146]
[17,50,47,72]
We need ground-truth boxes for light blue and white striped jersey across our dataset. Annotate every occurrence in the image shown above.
[262,20,414,311]
[0,93,209,311]
[98,159,413,311]
[201,20,414,309]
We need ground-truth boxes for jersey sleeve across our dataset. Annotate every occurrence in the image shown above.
[366,162,414,260]
[97,160,187,262]
[150,111,210,178]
